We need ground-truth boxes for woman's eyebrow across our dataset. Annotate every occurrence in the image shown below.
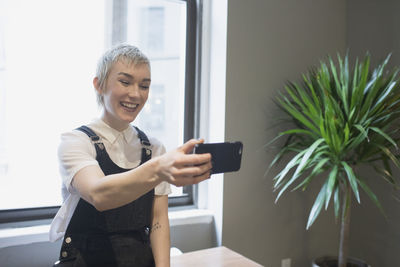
[117,72,151,82]
[118,72,134,79]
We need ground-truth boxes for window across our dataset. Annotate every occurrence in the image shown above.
[0,5,6,182]
[0,0,200,222]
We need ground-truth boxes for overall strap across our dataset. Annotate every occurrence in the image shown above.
[76,125,97,139]
[75,125,105,154]
[76,125,152,163]
[133,126,152,164]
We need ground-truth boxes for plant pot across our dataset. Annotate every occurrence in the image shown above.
[312,256,370,267]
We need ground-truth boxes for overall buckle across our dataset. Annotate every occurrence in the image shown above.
[90,136,105,150]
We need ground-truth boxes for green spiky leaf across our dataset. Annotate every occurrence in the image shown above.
[268,52,400,231]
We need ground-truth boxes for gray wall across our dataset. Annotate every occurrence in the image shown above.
[347,1,400,266]
[347,0,400,68]
[222,1,346,266]
[222,0,400,267]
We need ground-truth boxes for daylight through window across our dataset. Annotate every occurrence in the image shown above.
[0,0,192,212]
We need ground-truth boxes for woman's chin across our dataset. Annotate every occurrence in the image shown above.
[120,114,138,124]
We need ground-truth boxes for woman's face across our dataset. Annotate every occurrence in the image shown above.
[95,61,151,131]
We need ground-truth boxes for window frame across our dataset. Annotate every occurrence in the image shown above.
[0,0,202,223]
[169,0,202,208]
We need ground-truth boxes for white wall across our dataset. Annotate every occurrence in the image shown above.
[222,0,346,266]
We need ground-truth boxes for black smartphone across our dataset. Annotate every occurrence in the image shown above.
[194,142,243,174]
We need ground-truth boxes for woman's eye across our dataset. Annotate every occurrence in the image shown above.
[119,80,130,86]
[140,85,149,90]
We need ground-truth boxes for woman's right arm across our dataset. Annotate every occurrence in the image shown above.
[71,139,211,211]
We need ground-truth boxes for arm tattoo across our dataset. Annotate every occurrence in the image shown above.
[151,221,161,233]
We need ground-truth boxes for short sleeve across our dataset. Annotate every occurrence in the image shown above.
[155,181,172,195]
[58,130,99,193]
[150,137,172,196]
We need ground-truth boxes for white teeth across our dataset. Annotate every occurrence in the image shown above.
[121,102,138,109]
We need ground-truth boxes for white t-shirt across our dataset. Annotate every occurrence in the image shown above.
[49,118,171,242]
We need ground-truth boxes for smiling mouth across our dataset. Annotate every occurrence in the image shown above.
[120,102,139,111]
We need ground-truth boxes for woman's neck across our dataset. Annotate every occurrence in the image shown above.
[100,113,129,132]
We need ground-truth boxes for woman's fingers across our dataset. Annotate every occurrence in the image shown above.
[174,153,211,167]
[178,139,204,154]
[172,162,212,177]
[169,160,212,187]
[169,170,211,187]
[156,139,213,187]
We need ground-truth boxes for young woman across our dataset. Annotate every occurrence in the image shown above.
[50,44,212,267]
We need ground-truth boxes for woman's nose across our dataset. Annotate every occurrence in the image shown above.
[128,84,140,97]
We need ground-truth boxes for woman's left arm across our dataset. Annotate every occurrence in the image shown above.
[150,194,170,267]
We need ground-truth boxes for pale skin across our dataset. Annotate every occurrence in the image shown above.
[71,60,212,267]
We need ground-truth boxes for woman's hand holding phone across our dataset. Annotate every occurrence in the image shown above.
[194,142,243,174]
[155,139,212,186]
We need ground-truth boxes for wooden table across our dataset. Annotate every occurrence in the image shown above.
[171,246,264,267]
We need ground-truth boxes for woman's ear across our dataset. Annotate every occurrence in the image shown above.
[93,77,102,94]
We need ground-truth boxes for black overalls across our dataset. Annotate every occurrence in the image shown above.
[54,126,155,267]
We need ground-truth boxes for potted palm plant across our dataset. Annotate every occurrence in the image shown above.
[268,52,400,267]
